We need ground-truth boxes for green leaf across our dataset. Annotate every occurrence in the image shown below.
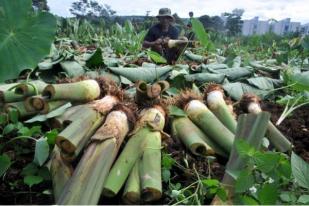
[202,179,219,187]
[3,123,15,135]
[85,48,104,68]
[33,137,49,166]
[21,163,38,176]
[277,156,291,179]
[0,113,8,125]
[191,18,212,49]
[45,129,58,145]
[0,154,11,177]
[60,61,85,78]
[280,192,297,203]
[209,67,252,81]
[291,152,309,189]
[147,50,167,64]
[239,195,259,205]
[289,71,309,91]
[162,153,175,170]
[235,139,257,157]
[235,170,255,193]
[25,102,72,123]
[246,77,282,90]
[38,167,51,181]
[253,152,281,173]
[184,73,225,84]
[162,169,171,183]
[24,175,43,187]
[257,183,278,205]
[298,195,309,204]
[8,108,19,123]
[109,66,172,83]
[0,0,57,82]
[216,187,227,202]
[168,106,187,117]
[223,82,269,101]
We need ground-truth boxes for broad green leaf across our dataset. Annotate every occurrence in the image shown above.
[191,18,212,49]
[280,192,297,203]
[216,187,227,202]
[289,71,309,91]
[223,82,269,101]
[235,139,257,157]
[184,73,225,84]
[253,152,281,173]
[24,175,43,187]
[291,152,309,189]
[109,66,172,83]
[60,61,85,78]
[201,179,219,187]
[0,154,11,177]
[85,48,104,68]
[239,195,259,205]
[168,106,187,117]
[0,0,57,82]
[147,50,167,64]
[25,102,72,123]
[235,170,255,193]
[209,67,252,81]
[277,157,291,179]
[257,183,278,205]
[3,123,15,135]
[246,77,282,90]
[45,129,58,145]
[21,163,38,176]
[33,137,49,166]
[298,195,309,204]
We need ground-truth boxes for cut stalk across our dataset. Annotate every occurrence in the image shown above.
[211,112,270,205]
[4,101,38,118]
[0,91,24,103]
[57,109,130,205]
[14,80,47,96]
[171,117,217,156]
[205,84,237,133]
[122,159,141,204]
[103,107,165,198]
[42,80,100,102]
[240,94,292,152]
[140,128,162,202]
[55,108,103,156]
[40,100,67,114]
[47,147,73,202]
[184,100,235,154]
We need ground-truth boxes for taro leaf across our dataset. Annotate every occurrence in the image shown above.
[280,192,297,203]
[86,48,104,68]
[147,50,167,64]
[0,154,11,177]
[191,18,212,49]
[223,82,269,101]
[209,67,252,81]
[109,66,172,83]
[0,0,57,82]
[298,195,309,204]
[33,137,49,166]
[168,105,187,117]
[289,71,309,91]
[25,102,72,123]
[257,183,278,205]
[184,73,225,84]
[24,175,43,187]
[291,152,309,189]
[60,61,85,78]
[246,77,282,90]
[201,63,228,71]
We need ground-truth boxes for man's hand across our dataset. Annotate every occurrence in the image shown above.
[154,38,163,45]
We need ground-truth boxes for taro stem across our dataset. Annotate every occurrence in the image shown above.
[122,158,141,204]
[42,80,100,102]
[240,94,292,152]
[205,84,237,133]
[4,101,38,118]
[184,100,235,154]
[14,80,47,97]
[103,107,165,200]
[57,108,130,205]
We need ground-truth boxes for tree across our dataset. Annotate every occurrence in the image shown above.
[199,15,224,32]
[70,0,116,18]
[224,8,244,36]
[32,0,49,11]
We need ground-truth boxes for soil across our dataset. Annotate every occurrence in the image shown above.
[0,102,308,205]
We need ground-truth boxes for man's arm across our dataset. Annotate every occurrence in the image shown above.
[143,38,163,48]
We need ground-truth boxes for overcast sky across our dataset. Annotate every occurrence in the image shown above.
[47,0,309,24]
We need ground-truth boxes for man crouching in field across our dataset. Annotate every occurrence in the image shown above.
[143,8,187,64]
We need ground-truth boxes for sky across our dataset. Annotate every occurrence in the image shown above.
[47,0,309,24]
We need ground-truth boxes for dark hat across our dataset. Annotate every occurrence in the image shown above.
[156,8,174,20]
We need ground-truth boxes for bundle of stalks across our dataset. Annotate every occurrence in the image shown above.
[42,79,100,102]
[122,159,141,204]
[240,93,292,152]
[211,112,270,205]
[4,101,38,118]
[204,84,237,133]
[174,90,235,154]
[25,96,67,114]
[103,105,165,203]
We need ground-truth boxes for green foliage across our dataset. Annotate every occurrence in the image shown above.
[0,0,57,82]
[147,50,167,64]
[291,152,309,189]
[191,18,213,50]
[0,154,11,177]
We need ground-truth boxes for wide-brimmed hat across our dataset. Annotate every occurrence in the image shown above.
[156,8,174,20]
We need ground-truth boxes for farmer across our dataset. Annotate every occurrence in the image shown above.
[143,8,187,64]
